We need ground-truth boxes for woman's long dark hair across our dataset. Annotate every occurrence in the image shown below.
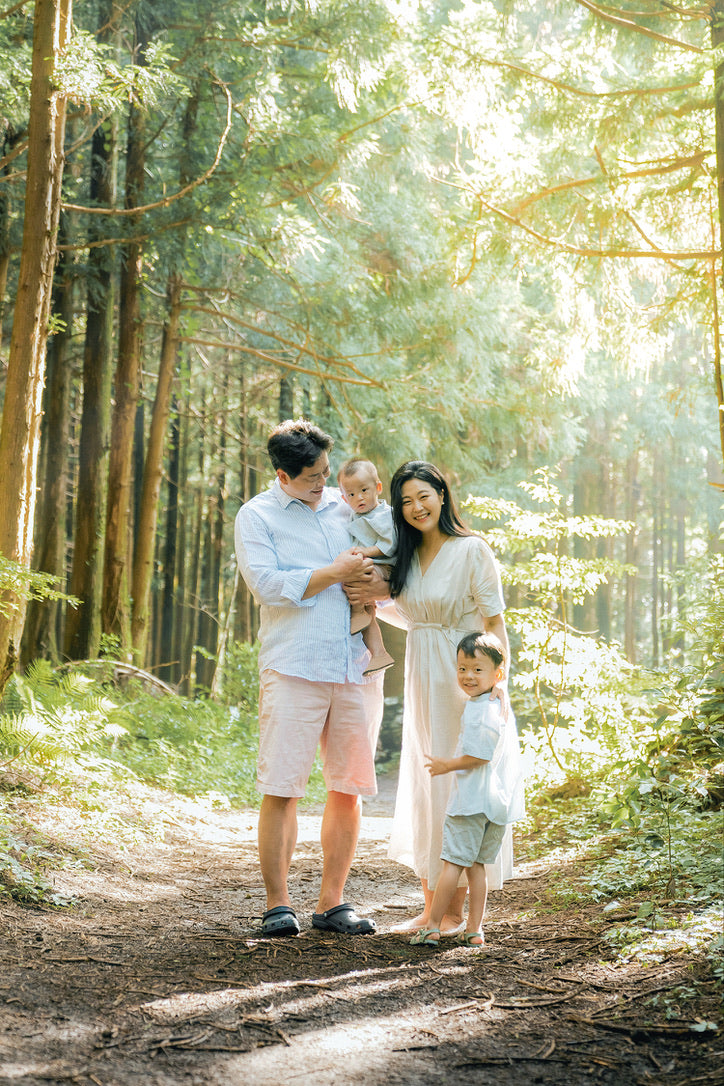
[388,461,470,597]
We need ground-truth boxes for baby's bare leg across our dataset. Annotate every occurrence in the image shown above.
[362,612,394,674]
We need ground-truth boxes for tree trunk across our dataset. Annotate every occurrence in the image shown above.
[158,394,181,683]
[279,374,294,420]
[131,274,182,661]
[624,452,639,663]
[651,487,660,670]
[595,454,612,642]
[20,212,74,666]
[0,123,23,355]
[173,391,191,689]
[101,13,149,656]
[65,17,118,659]
[0,0,72,691]
[711,1,724,470]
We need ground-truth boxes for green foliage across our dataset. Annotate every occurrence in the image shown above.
[0,824,72,907]
[465,468,637,776]
[55,32,186,111]
[0,660,125,768]
[98,640,325,807]
[102,690,258,805]
[596,559,724,914]
[0,555,77,622]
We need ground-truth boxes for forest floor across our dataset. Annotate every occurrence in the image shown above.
[1,772,722,1086]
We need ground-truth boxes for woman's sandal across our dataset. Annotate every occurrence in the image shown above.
[410,926,441,946]
[454,931,485,947]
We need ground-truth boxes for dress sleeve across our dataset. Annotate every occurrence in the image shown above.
[469,537,505,616]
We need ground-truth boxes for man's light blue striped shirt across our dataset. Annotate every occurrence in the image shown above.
[234,479,368,684]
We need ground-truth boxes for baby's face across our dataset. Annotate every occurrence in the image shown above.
[339,471,382,515]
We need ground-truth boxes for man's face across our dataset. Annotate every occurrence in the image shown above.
[277,451,331,508]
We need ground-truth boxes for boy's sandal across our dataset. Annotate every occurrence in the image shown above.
[454,931,485,947]
[410,926,441,946]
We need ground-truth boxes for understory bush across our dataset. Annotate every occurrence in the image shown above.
[0,643,324,904]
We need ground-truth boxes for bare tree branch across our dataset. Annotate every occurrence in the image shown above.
[452,47,703,102]
[0,1,31,17]
[572,0,705,52]
[509,151,710,215]
[61,79,233,216]
[176,336,384,387]
[475,191,718,260]
[180,304,378,382]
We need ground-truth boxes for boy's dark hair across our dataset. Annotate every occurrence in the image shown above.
[337,457,379,484]
[267,418,333,478]
[457,631,506,670]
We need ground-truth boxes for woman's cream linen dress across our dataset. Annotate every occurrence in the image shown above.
[384,534,513,891]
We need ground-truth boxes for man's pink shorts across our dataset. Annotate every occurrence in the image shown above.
[257,670,384,798]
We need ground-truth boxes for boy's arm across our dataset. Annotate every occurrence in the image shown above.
[426,754,487,777]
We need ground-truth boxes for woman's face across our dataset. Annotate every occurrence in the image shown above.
[400,477,444,534]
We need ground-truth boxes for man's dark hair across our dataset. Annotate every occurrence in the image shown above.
[267,418,334,478]
[456,631,506,670]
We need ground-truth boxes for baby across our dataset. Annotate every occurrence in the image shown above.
[337,457,395,675]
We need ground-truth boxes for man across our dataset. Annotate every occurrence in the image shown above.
[234,418,384,936]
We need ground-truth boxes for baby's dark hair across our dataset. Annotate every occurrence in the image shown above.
[457,631,506,670]
[337,457,379,484]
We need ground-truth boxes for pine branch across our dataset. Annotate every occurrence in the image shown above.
[572,0,705,52]
[509,152,709,216]
[60,78,233,217]
[176,336,384,387]
[446,182,719,261]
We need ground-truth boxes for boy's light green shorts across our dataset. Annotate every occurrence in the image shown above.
[441,812,506,868]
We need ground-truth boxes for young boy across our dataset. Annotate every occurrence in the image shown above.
[337,458,395,675]
[410,631,525,948]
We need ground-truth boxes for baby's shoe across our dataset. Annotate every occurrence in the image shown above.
[363,651,395,676]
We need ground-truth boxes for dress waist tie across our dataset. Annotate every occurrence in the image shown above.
[409,622,461,651]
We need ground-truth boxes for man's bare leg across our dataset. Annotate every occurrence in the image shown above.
[316,790,361,913]
[258,794,298,910]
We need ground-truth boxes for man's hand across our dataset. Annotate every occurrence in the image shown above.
[425,756,449,777]
[302,549,373,600]
[330,548,373,581]
[343,564,390,605]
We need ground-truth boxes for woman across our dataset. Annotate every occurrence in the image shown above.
[381,461,513,933]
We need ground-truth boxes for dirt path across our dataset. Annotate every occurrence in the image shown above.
[1,777,721,1086]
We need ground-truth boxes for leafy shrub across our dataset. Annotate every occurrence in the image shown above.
[464,469,637,778]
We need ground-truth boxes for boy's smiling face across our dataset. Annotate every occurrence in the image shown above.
[339,470,382,515]
[456,650,502,698]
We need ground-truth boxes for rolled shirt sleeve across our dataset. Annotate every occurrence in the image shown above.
[234,480,369,684]
[235,504,315,607]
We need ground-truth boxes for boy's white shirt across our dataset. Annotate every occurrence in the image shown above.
[445,692,526,825]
